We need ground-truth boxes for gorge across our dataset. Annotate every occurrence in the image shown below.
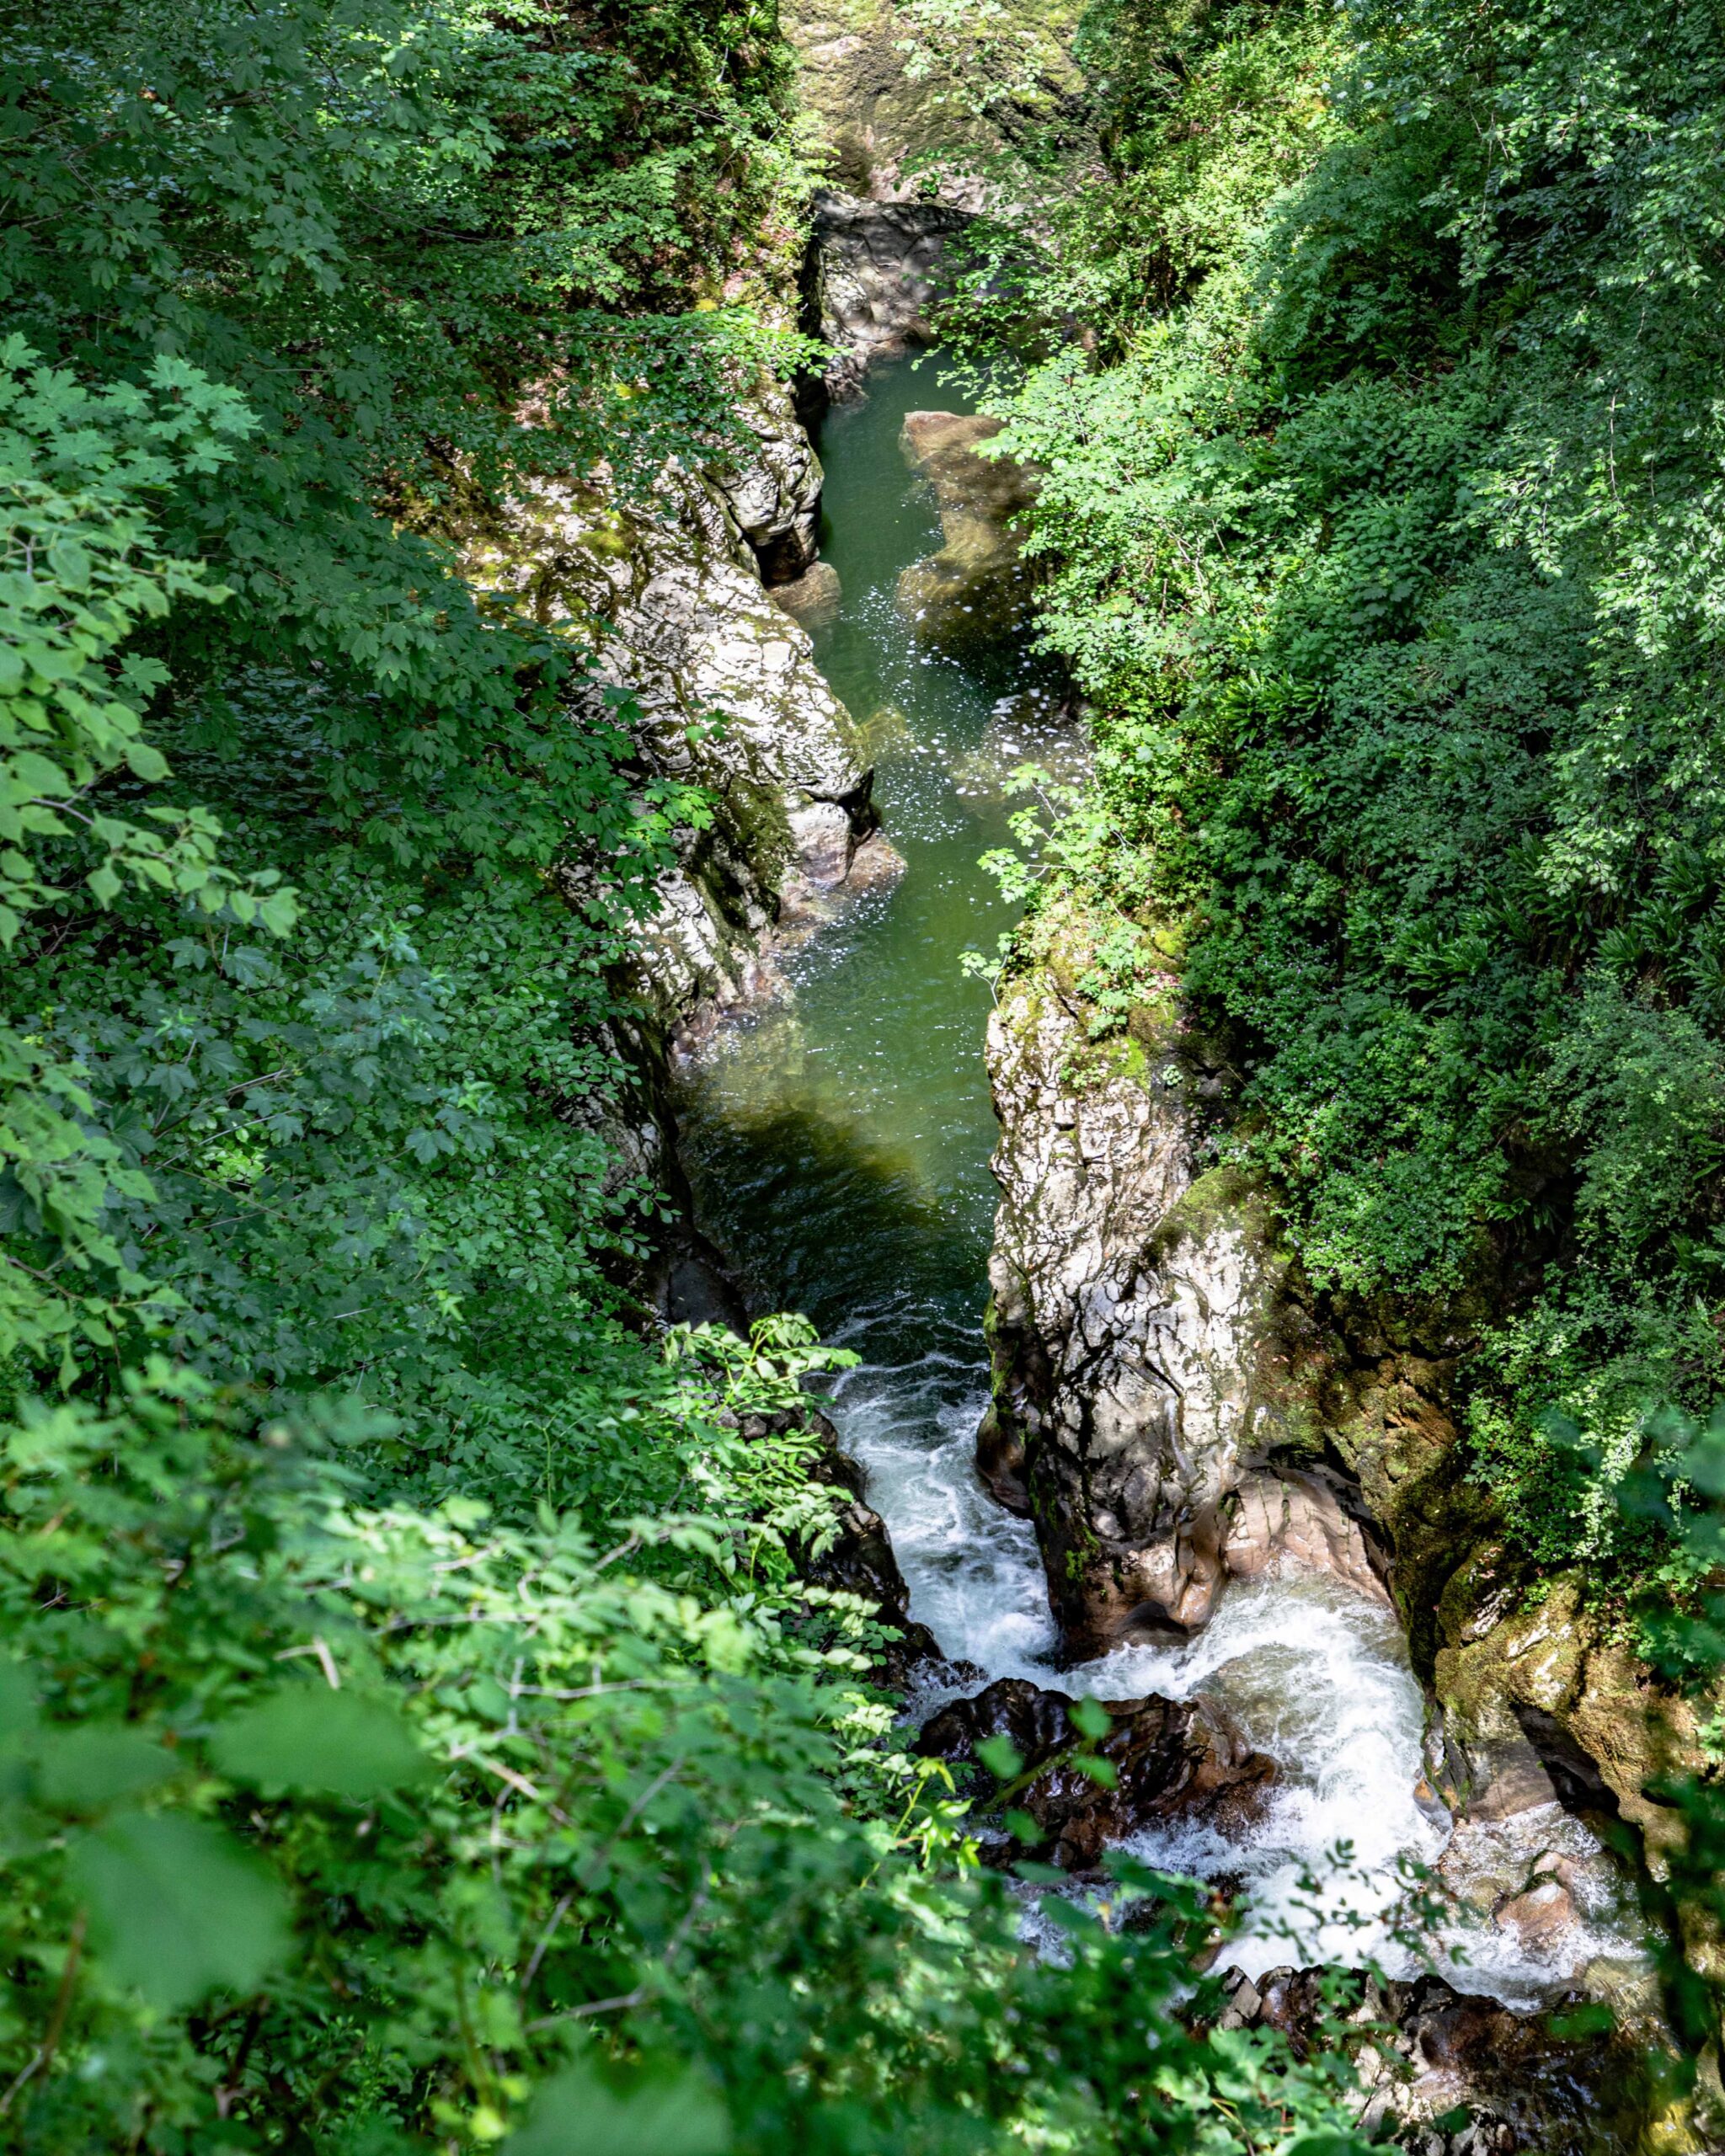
[6,0,1725,2150]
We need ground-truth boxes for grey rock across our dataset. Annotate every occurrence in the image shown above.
[981,973,1316,1654]
[710,376,825,584]
[809,189,971,396]
[458,446,877,1034]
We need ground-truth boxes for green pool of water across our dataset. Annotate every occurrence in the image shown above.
[675,355,1070,1378]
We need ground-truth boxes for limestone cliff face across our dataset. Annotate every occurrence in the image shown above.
[980,965,1385,1653]
[459,382,898,1038]
[783,0,1083,203]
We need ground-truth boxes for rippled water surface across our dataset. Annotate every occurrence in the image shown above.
[674,357,1636,2006]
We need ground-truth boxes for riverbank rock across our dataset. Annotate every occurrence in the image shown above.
[917,1676,1275,1872]
[709,376,825,584]
[457,437,881,1035]
[1426,1552,1719,1897]
[1212,1964,1659,2155]
[896,410,1039,648]
[980,958,1322,1653]
[797,1413,975,1686]
[784,0,1085,204]
[807,191,971,396]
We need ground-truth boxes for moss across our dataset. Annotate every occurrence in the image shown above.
[1144,1164,1274,1267]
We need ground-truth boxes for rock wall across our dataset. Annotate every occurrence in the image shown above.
[979,929,1722,2023]
[807,189,972,398]
[458,380,899,1041]
[783,0,1084,203]
[980,957,1386,1653]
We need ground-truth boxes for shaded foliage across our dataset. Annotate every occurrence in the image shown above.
[971,0,1725,1583]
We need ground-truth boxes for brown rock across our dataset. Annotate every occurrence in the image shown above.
[1220,1467,1390,1603]
[769,559,841,631]
[1214,1966,1656,2153]
[1492,1873,1578,1954]
[917,1677,1276,1873]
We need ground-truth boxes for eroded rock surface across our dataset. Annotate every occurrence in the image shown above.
[1214,1964,1660,2156]
[784,0,1084,203]
[459,423,895,1033]
[809,190,971,396]
[981,970,1317,1652]
[709,378,824,584]
[917,1676,1275,1873]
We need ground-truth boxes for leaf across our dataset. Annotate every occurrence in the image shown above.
[506,2063,730,2156]
[70,1812,291,2009]
[210,1685,431,1796]
[976,1734,1024,1781]
[37,1725,176,1808]
[0,1660,36,1741]
[1069,1695,1110,1741]
[123,740,170,782]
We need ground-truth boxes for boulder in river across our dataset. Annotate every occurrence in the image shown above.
[1214,1963,1663,2156]
[917,1676,1276,1873]
[980,953,1316,1653]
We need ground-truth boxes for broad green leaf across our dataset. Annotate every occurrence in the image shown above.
[210,1685,431,1796]
[37,1725,176,1808]
[1069,1696,1110,1741]
[975,1734,1023,1781]
[506,2063,730,2156]
[71,1812,291,2009]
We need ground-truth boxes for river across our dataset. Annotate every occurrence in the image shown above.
[673,355,1634,2009]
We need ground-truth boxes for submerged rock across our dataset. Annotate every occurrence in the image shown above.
[896,410,1039,649]
[917,1676,1275,1873]
[770,559,842,631]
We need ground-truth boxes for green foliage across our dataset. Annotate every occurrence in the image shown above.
[976,0,1725,1586]
[0,3,1380,2150]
